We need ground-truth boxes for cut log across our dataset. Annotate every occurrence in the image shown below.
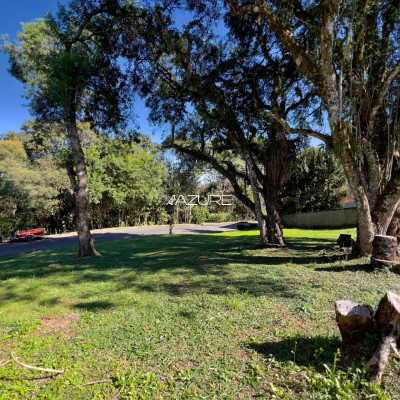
[374,291,400,334]
[335,300,373,344]
[370,235,397,268]
[337,234,354,248]
[364,291,400,384]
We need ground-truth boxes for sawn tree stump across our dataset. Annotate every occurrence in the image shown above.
[337,234,354,249]
[335,300,373,344]
[335,292,400,385]
[370,235,397,268]
[365,292,400,384]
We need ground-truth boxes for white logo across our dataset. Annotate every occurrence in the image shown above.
[166,195,233,206]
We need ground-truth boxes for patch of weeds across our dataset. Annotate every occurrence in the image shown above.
[222,295,245,311]
[1,318,41,340]
[306,349,390,400]
[115,370,166,399]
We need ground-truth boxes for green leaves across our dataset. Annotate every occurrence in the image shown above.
[85,135,167,224]
[280,147,347,214]
[0,135,67,236]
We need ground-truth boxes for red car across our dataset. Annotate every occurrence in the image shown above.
[15,228,46,242]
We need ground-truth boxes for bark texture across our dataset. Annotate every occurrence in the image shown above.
[265,198,284,245]
[244,153,268,244]
[66,111,99,257]
[371,235,397,268]
[374,292,400,333]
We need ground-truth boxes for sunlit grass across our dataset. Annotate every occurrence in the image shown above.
[0,228,398,399]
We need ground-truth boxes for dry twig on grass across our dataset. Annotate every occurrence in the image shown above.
[72,378,113,389]
[11,353,64,374]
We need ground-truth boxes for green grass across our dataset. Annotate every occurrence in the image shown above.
[0,228,399,399]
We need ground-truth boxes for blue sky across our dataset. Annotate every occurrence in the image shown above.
[0,0,161,142]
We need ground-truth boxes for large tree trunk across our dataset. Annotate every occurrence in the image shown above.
[354,197,375,256]
[335,131,376,256]
[264,195,285,245]
[65,108,99,257]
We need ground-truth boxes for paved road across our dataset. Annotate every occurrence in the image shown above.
[0,223,238,257]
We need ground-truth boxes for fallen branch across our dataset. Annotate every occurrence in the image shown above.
[364,323,400,384]
[11,353,64,374]
[73,378,113,389]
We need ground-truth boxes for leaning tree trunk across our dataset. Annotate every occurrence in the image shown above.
[242,153,268,244]
[387,206,400,241]
[65,107,99,257]
[250,181,268,245]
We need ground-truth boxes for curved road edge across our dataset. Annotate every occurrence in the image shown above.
[0,223,239,257]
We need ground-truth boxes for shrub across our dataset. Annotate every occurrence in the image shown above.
[191,206,209,224]
[207,212,235,223]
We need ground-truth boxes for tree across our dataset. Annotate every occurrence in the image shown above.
[0,135,65,236]
[2,0,129,256]
[122,4,314,245]
[227,0,400,255]
[85,134,167,227]
[19,119,67,164]
[280,147,347,214]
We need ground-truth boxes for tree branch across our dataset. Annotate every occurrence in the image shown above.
[66,7,106,50]
[320,1,340,122]
[369,61,400,133]
[167,142,256,212]
[266,113,332,145]
[227,0,325,98]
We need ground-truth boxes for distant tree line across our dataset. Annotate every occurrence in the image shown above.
[0,123,346,238]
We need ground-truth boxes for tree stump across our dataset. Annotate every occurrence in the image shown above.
[335,300,373,344]
[365,292,400,384]
[370,235,397,268]
[374,291,400,334]
[337,234,354,248]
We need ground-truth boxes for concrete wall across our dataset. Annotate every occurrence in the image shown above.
[282,208,357,229]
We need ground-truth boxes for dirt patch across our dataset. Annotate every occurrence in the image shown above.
[39,313,80,338]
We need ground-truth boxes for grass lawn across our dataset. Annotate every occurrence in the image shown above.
[0,228,400,399]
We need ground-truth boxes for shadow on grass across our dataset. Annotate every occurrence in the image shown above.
[0,233,360,304]
[73,301,115,311]
[315,261,374,273]
[249,335,342,372]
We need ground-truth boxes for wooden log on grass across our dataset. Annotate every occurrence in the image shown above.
[335,300,374,344]
[370,235,397,268]
[365,292,400,384]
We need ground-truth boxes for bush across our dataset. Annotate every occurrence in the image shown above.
[207,212,235,223]
[191,206,209,224]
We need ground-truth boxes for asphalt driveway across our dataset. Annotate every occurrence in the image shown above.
[0,223,238,257]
